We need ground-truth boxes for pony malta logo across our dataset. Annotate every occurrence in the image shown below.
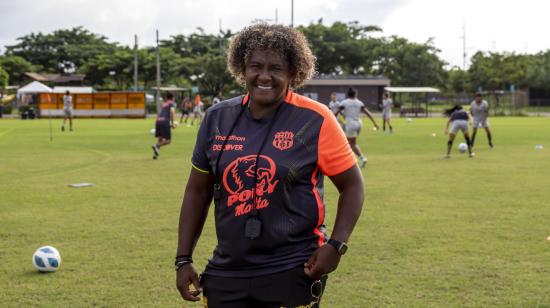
[272,131,294,150]
[222,155,279,217]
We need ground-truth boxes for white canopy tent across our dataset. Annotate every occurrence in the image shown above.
[17,81,52,94]
[16,81,52,108]
[17,81,53,142]
[146,94,155,103]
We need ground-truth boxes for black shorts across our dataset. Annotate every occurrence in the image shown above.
[201,266,328,308]
[181,110,190,115]
[155,121,171,140]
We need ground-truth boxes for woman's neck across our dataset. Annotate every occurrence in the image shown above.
[248,98,284,120]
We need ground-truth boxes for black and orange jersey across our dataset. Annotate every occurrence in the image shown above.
[157,100,175,122]
[451,109,469,121]
[192,91,356,278]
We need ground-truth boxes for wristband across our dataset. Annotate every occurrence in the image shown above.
[175,255,193,271]
[175,255,193,262]
[175,260,192,271]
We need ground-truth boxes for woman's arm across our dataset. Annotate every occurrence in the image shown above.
[362,106,379,129]
[176,168,215,301]
[304,166,365,279]
[328,165,365,242]
[170,107,176,128]
[444,119,451,134]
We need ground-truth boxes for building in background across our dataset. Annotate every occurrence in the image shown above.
[299,75,391,108]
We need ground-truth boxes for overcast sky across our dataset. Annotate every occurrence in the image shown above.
[1,0,549,68]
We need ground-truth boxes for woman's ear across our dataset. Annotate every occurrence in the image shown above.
[288,73,298,89]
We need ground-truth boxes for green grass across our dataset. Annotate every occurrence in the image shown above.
[1,117,550,307]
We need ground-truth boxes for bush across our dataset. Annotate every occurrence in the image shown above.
[1,104,13,115]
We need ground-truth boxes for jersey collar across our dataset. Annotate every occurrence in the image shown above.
[242,90,293,106]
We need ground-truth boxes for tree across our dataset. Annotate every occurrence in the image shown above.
[446,67,470,93]
[298,20,382,75]
[527,51,550,91]
[0,55,37,85]
[373,36,447,86]
[298,20,447,87]
[81,47,134,88]
[163,28,232,58]
[190,53,237,97]
[0,24,458,93]
[468,51,532,91]
[162,29,238,97]
[5,27,117,74]
[138,47,187,89]
[0,65,8,89]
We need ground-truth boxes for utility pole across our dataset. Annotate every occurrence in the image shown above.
[291,0,294,27]
[155,29,161,113]
[133,34,138,92]
[219,18,223,55]
[460,21,467,94]
[462,21,466,71]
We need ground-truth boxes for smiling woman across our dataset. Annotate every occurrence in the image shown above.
[176,23,366,308]
[226,23,315,90]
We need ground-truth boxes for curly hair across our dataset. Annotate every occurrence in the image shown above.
[227,23,316,89]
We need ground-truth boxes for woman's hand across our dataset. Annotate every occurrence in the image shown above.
[304,244,341,280]
[176,263,202,301]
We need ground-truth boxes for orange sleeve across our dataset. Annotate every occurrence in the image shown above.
[317,108,357,176]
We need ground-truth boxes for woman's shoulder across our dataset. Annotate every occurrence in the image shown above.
[287,92,332,117]
[207,95,245,113]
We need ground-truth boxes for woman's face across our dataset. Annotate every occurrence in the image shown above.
[245,49,292,106]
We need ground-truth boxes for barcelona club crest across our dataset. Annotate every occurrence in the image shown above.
[272,131,294,151]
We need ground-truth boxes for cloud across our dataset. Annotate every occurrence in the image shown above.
[0,0,408,50]
[2,0,549,67]
[382,0,550,67]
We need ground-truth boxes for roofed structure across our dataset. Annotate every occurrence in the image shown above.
[25,72,85,84]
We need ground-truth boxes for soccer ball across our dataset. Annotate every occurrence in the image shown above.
[32,246,61,272]
[458,142,468,153]
[150,128,156,135]
[407,118,412,123]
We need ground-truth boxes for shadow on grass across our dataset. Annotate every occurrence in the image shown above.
[20,269,62,278]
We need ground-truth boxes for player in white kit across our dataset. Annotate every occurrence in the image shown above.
[469,93,493,148]
[328,92,345,129]
[335,88,379,168]
[61,91,73,132]
[381,92,393,133]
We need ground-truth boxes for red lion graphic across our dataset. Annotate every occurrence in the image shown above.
[222,155,279,200]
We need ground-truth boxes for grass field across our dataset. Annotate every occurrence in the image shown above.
[1,117,550,307]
